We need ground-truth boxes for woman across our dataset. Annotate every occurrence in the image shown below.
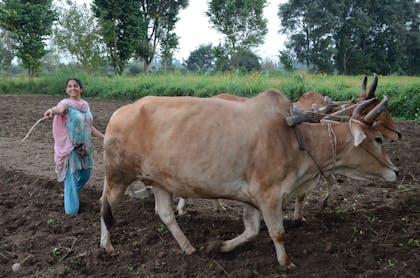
[44,78,104,214]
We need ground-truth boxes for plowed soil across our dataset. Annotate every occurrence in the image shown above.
[0,94,419,277]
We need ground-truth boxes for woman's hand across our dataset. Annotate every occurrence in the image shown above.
[92,125,105,140]
[44,108,54,119]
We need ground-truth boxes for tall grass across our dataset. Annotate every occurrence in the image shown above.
[1,70,419,119]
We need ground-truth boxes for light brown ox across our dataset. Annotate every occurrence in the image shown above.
[100,89,398,269]
[175,93,247,215]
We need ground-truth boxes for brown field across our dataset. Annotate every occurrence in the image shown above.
[0,94,419,277]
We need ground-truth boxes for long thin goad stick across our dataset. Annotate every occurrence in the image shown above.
[22,116,49,142]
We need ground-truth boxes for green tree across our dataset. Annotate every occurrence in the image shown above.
[332,1,372,74]
[404,2,420,75]
[279,0,420,75]
[278,0,335,73]
[92,0,145,75]
[231,48,261,72]
[184,44,215,72]
[278,50,294,72]
[364,0,419,74]
[207,0,268,55]
[212,43,230,71]
[136,0,188,73]
[159,30,179,72]
[0,0,57,80]
[53,0,106,73]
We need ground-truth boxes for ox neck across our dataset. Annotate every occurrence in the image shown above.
[296,122,351,175]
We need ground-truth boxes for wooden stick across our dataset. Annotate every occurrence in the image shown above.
[212,259,231,277]
[22,116,48,142]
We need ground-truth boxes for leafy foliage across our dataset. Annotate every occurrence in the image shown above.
[212,43,231,71]
[159,30,179,72]
[278,0,335,73]
[278,50,294,72]
[206,0,267,71]
[0,0,57,80]
[184,44,215,72]
[135,0,188,73]
[231,48,261,72]
[92,0,145,75]
[53,0,106,73]
[278,0,420,75]
[207,0,268,52]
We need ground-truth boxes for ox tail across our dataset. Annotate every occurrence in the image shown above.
[102,195,113,230]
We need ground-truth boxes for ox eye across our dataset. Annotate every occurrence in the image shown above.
[374,137,383,144]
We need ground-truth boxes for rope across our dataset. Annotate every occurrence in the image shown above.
[293,122,338,178]
[21,116,48,142]
[293,125,324,175]
[327,123,337,178]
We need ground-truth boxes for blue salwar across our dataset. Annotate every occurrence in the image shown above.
[64,161,91,215]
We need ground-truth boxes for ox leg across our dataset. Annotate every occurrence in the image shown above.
[100,177,131,252]
[153,187,196,255]
[221,203,261,252]
[260,200,296,269]
[320,175,336,210]
[176,197,187,215]
[293,193,306,221]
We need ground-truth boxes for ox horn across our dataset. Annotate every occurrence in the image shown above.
[360,76,367,99]
[366,73,378,99]
[324,96,333,105]
[352,97,377,119]
[321,103,356,122]
[318,104,335,114]
[363,95,389,124]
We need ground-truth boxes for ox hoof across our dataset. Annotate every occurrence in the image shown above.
[279,261,296,271]
[100,241,115,253]
[177,209,186,216]
[184,246,196,255]
[205,240,223,255]
[292,216,306,222]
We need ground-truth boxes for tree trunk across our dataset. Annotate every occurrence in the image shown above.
[343,48,348,75]
[143,62,151,73]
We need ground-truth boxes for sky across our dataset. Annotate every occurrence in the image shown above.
[174,0,287,62]
[75,0,287,62]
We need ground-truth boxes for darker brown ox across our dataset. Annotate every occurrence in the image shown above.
[291,75,401,220]
[294,75,400,141]
[100,89,398,270]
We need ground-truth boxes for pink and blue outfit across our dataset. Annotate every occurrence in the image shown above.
[52,99,94,214]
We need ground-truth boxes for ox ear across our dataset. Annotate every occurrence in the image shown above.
[350,123,366,147]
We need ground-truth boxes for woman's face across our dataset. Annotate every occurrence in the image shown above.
[66,80,83,100]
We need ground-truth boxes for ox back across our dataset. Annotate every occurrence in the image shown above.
[104,90,294,202]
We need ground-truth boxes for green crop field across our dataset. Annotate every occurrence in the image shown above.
[1,71,419,120]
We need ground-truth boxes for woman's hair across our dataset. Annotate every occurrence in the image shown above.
[66,78,84,89]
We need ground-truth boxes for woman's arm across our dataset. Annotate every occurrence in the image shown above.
[92,125,105,139]
[44,103,67,119]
